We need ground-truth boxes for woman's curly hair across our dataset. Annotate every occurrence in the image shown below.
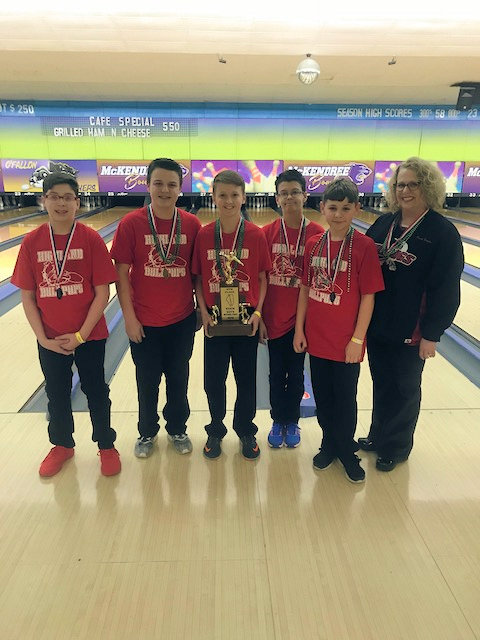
[386,157,446,212]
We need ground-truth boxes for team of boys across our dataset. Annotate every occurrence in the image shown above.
[14,156,419,484]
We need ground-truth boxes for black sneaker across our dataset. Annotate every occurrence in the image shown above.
[341,454,366,483]
[376,454,408,472]
[240,435,260,460]
[313,449,336,470]
[357,437,376,452]
[203,436,222,459]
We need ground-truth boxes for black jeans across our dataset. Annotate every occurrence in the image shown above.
[268,328,305,424]
[309,355,360,460]
[367,337,425,460]
[38,339,115,449]
[130,311,196,438]
[204,333,259,439]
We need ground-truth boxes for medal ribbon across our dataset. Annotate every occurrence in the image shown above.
[379,209,428,263]
[147,205,181,264]
[308,227,353,292]
[48,222,77,296]
[280,216,306,285]
[215,218,245,279]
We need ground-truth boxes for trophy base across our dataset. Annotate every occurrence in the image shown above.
[208,321,253,337]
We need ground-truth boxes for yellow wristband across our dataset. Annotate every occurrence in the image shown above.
[253,310,262,319]
[75,331,85,344]
[350,337,363,345]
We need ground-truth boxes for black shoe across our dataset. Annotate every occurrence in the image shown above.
[357,437,376,452]
[240,435,260,460]
[203,436,222,459]
[313,449,336,470]
[376,455,408,472]
[341,454,366,483]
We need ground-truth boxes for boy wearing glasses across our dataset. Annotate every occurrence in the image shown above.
[12,172,120,477]
[261,170,324,448]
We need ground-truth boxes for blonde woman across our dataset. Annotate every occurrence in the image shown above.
[359,157,464,471]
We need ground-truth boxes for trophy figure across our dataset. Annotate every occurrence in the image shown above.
[209,250,252,336]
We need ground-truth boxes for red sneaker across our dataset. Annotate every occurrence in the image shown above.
[39,446,74,477]
[99,448,121,476]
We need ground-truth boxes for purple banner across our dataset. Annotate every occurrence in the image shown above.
[237,160,283,193]
[1,158,98,193]
[462,163,480,194]
[285,161,374,194]
[0,163,4,192]
[191,160,238,193]
[97,160,191,193]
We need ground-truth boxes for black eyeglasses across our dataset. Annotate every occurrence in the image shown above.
[45,193,78,202]
[395,181,421,191]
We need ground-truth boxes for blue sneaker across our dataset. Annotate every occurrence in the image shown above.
[284,423,301,448]
[268,422,284,448]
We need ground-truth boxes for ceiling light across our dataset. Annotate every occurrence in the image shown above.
[296,54,320,85]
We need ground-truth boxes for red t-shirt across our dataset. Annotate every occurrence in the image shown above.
[262,218,324,339]
[110,207,201,327]
[192,219,271,308]
[302,230,384,362]
[11,222,117,340]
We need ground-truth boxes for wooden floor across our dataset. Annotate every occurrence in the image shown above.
[0,331,479,640]
[0,205,479,639]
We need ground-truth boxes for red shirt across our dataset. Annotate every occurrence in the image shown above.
[192,219,271,308]
[11,222,117,340]
[302,230,384,362]
[263,218,324,339]
[110,207,201,327]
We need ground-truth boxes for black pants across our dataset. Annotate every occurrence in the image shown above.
[130,311,196,438]
[38,339,115,449]
[367,337,425,460]
[309,355,360,460]
[268,328,305,424]
[204,333,259,438]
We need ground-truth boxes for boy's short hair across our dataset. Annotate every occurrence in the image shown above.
[275,169,306,193]
[212,170,245,193]
[147,158,183,186]
[42,172,79,196]
[322,178,359,204]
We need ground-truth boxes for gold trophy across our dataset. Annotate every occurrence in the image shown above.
[209,250,252,336]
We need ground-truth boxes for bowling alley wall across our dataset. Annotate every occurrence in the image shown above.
[1,100,480,195]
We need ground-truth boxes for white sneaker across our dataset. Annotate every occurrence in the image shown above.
[134,435,158,458]
[168,433,193,455]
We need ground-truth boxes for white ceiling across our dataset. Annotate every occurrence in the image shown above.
[1,3,480,104]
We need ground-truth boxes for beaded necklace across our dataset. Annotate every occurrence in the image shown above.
[147,205,182,278]
[308,227,354,302]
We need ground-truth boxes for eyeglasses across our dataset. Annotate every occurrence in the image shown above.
[395,181,421,191]
[45,193,78,202]
[277,190,304,198]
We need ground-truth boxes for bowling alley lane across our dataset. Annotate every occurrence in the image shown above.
[0,205,40,224]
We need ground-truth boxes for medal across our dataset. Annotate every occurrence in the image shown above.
[48,221,77,301]
[378,209,428,268]
[387,259,396,271]
[279,216,306,287]
[308,228,354,299]
[147,205,181,272]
